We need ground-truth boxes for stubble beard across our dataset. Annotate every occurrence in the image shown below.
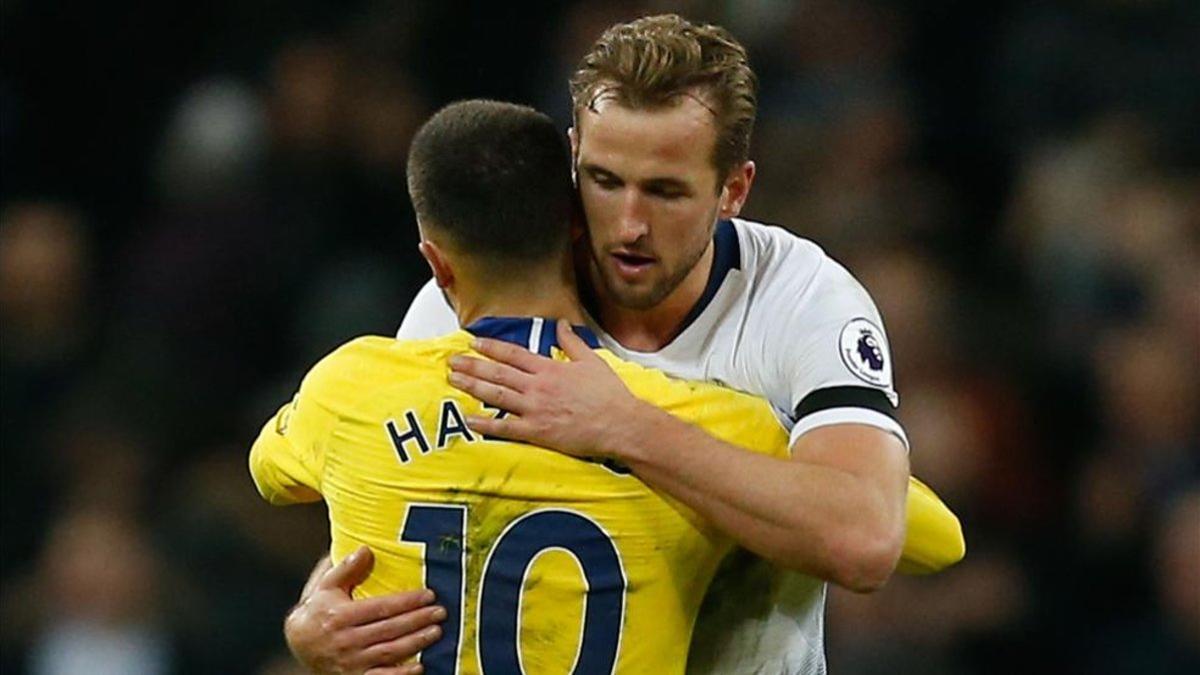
[594,237,711,311]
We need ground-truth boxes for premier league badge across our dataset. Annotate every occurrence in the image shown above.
[839,318,892,388]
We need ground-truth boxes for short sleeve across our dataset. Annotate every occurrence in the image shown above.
[396,278,459,340]
[249,348,350,504]
[769,255,908,449]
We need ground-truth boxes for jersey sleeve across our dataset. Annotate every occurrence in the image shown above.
[768,252,908,449]
[896,476,966,574]
[396,278,459,339]
[249,344,354,505]
[614,356,791,461]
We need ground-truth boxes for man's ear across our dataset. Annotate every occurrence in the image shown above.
[718,160,756,219]
[418,240,454,290]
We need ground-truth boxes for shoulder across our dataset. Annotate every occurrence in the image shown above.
[731,217,827,276]
[306,334,465,399]
[732,217,839,301]
[601,351,786,447]
[309,336,396,383]
[724,219,899,411]
[731,218,877,325]
[601,350,714,402]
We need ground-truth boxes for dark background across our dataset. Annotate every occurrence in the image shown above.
[2,1,1198,673]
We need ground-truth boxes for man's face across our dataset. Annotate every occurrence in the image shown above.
[573,96,726,310]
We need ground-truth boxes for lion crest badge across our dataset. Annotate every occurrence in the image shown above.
[839,318,892,388]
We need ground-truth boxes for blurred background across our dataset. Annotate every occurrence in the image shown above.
[1,0,1197,673]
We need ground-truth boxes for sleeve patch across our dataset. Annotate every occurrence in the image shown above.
[838,318,893,388]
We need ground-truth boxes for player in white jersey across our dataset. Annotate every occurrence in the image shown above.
[398,216,905,673]
[401,216,904,446]
[284,15,925,675]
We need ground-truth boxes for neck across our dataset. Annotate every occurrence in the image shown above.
[453,261,586,328]
[589,240,715,351]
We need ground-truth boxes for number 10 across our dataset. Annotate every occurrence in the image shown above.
[400,504,627,674]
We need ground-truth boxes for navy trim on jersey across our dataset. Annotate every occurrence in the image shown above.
[466,317,602,355]
[675,219,742,335]
[792,386,896,422]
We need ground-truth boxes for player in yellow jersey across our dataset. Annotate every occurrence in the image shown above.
[253,330,791,673]
[251,100,793,673]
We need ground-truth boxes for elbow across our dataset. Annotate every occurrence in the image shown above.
[941,516,967,568]
[897,513,967,575]
[248,443,278,503]
[826,521,905,593]
[248,444,269,498]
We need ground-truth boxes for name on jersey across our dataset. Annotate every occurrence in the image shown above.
[384,400,505,463]
[382,400,632,476]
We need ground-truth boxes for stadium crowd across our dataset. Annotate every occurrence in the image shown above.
[2,1,1197,673]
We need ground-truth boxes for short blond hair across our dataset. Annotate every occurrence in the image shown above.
[570,14,758,183]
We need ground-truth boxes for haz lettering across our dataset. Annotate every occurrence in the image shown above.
[385,399,494,464]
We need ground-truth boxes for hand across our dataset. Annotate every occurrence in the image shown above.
[448,319,644,458]
[284,547,446,674]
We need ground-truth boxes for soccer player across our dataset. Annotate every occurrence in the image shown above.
[251,100,798,674]
[284,15,965,675]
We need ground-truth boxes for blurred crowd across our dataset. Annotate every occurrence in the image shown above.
[1,1,1197,674]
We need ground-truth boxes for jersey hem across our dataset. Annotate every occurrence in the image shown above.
[788,407,910,451]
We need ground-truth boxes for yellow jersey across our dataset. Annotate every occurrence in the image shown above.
[250,317,790,674]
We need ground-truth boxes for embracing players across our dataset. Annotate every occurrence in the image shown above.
[276,14,964,675]
[255,99,807,673]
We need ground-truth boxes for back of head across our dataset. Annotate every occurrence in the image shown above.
[407,100,574,265]
[570,14,758,181]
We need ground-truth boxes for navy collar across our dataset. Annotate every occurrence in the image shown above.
[465,317,602,356]
[676,218,741,334]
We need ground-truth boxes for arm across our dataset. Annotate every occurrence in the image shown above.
[620,419,964,579]
[251,345,448,672]
[451,321,910,591]
[896,476,966,574]
[249,346,348,505]
[249,399,324,505]
[283,547,446,675]
[608,407,959,578]
[612,408,909,591]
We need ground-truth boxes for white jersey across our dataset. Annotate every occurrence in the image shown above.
[397,217,907,674]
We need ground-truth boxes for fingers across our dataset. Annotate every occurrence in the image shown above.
[469,337,552,373]
[345,589,438,627]
[448,371,527,414]
[448,355,532,392]
[555,319,597,361]
[356,625,444,670]
[463,413,534,442]
[349,604,447,647]
[365,665,424,675]
[319,546,375,592]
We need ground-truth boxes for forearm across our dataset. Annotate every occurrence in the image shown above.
[658,447,963,578]
[444,328,909,589]
[611,405,907,590]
